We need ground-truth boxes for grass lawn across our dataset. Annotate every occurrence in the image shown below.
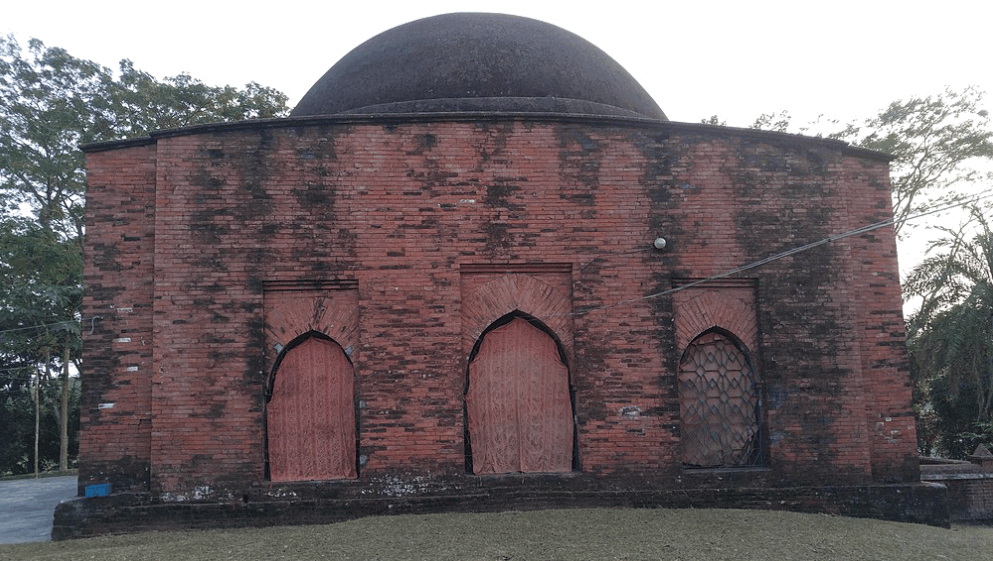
[3,508,991,561]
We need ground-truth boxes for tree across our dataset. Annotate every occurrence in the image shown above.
[103,59,289,135]
[700,115,726,127]
[748,88,993,237]
[0,214,81,472]
[837,87,993,237]
[0,34,289,475]
[750,110,792,133]
[904,204,993,457]
[1,34,290,240]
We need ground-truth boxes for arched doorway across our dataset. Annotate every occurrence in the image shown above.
[465,315,574,474]
[679,329,761,468]
[266,334,356,481]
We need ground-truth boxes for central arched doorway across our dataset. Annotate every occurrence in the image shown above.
[266,333,357,482]
[465,314,574,474]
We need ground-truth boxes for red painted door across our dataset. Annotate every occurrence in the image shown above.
[467,317,572,474]
[268,337,356,481]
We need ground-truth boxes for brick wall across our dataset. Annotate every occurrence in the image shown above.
[921,461,993,521]
[80,117,916,498]
[841,155,919,482]
[79,140,156,494]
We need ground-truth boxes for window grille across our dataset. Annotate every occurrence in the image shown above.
[679,330,762,468]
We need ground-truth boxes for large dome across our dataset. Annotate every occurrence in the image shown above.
[291,13,666,120]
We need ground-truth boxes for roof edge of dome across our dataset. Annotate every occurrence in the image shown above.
[334,96,668,120]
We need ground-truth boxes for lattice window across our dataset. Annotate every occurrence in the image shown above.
[679,330,762,468]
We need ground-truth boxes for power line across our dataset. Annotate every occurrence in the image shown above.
[0,319,79,336]
[0,189,990,332]
[569,189,993,317]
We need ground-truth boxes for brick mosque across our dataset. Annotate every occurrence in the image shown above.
[61,13,942,536]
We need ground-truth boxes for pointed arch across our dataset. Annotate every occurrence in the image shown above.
[465,313,574,474]
[672,285,758,353]
[266,331,356,481]
[679,328,762,468]
[461,273,573,360]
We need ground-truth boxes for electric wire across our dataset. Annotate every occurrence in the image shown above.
[568,188,993,316]
[0,188,990,334]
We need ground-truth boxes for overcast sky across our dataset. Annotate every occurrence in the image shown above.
[5,0,991,127]
[5,0,992,280]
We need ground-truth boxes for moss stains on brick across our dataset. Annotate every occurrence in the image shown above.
[78,118,918,522]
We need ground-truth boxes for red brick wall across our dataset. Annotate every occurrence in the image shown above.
[79,141,156,494]
[81,118,916,497]
[842,155,919,481]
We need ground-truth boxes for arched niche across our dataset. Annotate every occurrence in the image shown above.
[679,328,762,468]
[266,331,357,482]
[465,313,575,475]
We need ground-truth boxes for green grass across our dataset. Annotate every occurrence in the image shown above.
[3,508,991,561]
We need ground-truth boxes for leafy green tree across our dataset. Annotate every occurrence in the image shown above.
[748,88,993,237]
[0,36,106,240]
[1,34,290,239]
[0,34,289,475]
[904,204,993,457]
[836,87,993,237]
[0,213,82,473]
[104,59,289,135]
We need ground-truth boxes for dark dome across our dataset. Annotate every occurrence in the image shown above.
[291,13,666,120]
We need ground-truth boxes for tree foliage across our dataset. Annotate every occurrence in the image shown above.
[905,205,993,457]
[750,110,792,133]
[836,87,993,237]
[749,88,993,237]
[1,34,289,236]
[0,34,289,475]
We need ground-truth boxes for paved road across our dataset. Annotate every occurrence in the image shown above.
[0,476,78,544]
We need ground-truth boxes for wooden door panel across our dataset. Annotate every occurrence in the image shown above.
[468,318,571,474]
[269,337,356,481]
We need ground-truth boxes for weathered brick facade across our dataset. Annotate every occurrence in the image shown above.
[78,115,919,505]
[59,14,942,536]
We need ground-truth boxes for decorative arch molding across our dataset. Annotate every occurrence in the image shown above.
[465,315,574,474]
[266,330,352,395]
[671,279,758,353]
[263,280,359,375]
[460,268,573,360]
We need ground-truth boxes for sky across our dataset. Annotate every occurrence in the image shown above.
[4,0,992,277]
[5,0,991,127]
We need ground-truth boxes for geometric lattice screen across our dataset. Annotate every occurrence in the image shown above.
[679,330,761,468]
